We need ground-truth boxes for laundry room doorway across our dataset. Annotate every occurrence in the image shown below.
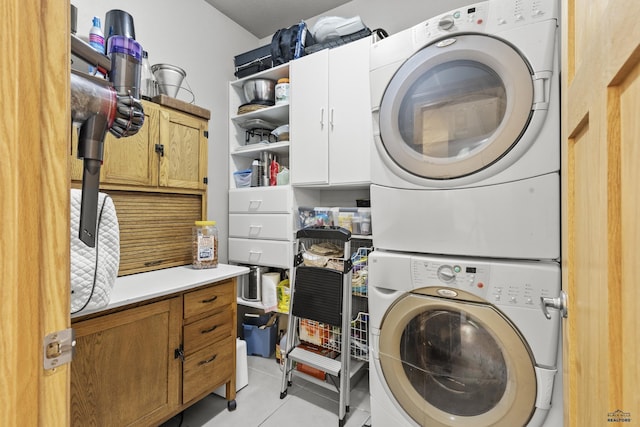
[562,0,640,425]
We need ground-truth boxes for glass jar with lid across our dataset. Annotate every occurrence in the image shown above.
[192,220,218,269]
[275,78,290,105]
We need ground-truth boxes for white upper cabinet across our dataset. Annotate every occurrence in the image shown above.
[290,37,373,187]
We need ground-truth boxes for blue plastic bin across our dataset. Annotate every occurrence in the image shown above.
[243,321,278,357]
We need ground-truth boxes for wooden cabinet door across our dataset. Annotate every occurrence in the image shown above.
[99,101,159,187]
[158,108,208,190]
[290,49,330,185]
[562,0,640,425]
[71,101,159,186]
[71,298,182,427]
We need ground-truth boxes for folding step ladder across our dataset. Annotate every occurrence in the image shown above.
[279,226,353,427]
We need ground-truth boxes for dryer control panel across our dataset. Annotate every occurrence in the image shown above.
[412,0,559,48]
[412,2,489,47]
[410,255,560,309]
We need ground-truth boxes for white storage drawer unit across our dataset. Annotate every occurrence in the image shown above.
[229,187,292,213]
[229,214,293,240]
[228,238,292,269]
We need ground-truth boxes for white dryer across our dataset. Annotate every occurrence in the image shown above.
[369,0,560,260]
[368,250,564,427]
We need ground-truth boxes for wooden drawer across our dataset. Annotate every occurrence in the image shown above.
[229,213,293,240]
[183,280,234,320]
[182,336,234,404]
[183,310,233,356]
[228,238,292,269]
[229,187,292,213]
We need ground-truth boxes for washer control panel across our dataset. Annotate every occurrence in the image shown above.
[410,255,560,309]
[412,258,492,298]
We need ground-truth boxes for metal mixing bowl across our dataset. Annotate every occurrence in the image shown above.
[243,79,276,104]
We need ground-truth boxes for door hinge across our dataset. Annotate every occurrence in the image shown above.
[174,345,185,362]
[43,328,75,370]
[203,177,208,185]
[203,130,209,139]
[155,143,165,157]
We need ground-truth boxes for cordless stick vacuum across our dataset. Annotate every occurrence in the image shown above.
[70,34,144,247]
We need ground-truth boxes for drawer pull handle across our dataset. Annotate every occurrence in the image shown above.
[201,324,219,334]
[248,200,262,210]
[249,225,262,236]
[201,296,218,303]
[199,354,217,366]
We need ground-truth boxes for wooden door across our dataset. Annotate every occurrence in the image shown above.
[562,0,640,425]
[1,0,70,425]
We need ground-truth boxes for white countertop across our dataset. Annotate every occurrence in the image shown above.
[72,264,250,319]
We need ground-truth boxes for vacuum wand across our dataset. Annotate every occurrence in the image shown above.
[70,34,144,247]
[77,114,109,245]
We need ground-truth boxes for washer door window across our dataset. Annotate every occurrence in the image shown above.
[378,34,534,180]
[378,291,536,426]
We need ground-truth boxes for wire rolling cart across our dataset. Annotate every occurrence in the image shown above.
[279,227,368,427]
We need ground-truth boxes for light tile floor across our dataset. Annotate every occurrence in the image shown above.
[161,355,372,427]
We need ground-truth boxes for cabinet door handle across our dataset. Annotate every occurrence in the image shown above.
[320,108,325,129]
[201,324,219,334]
[198,354,218,366]
[201,295,218,304]
[330,108,335,130]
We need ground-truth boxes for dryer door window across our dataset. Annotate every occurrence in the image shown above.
[378,291,537,426]
[378,35,534,180]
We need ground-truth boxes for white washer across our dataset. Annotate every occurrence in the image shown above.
[369,0,560,260]
[368,250,563,427]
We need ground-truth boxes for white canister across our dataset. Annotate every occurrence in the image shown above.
[275,78,290,105]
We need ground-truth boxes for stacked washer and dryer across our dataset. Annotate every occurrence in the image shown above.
[367,0,565,426]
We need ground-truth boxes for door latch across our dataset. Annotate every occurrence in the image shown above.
[43,328,76,370]
[541,291,568,320]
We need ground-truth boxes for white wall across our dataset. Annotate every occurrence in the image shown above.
[73,0,475,263]
[74,0,261,262]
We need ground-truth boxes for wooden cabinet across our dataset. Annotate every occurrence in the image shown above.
[71,278,237,427]
[71,100,208,191]
[71,298,182,427]
[289,37,372,187]
[182,281,237,404]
